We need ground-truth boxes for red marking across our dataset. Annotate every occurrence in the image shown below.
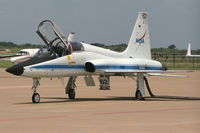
[69,44,73,54]
[138,32,146,41]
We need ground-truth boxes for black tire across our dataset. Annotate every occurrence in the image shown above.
[135,90,144,100]
[32,93,40,103]
[68,89,75,99]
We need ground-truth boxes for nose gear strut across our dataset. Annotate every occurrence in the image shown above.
[31,78,40,103]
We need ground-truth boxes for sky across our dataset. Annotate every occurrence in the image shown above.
[0,0,199,49]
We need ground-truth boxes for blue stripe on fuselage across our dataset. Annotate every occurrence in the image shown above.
[31,65,85,69]
[31,65,162,70]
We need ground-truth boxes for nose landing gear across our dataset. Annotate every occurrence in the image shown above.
[31,78,40,103]
[32,93,40,103]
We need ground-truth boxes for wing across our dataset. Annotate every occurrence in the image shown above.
[147,73,187,77]
[103,70,189,77]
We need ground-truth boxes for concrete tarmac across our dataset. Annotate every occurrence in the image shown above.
[0,68,200,133]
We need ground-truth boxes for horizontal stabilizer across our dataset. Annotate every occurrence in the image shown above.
[147,73,187,77]
[104,69,192,74]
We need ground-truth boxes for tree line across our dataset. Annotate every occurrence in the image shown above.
[91,43,200,55]
[0,41,200,55]
[0,42,43,49]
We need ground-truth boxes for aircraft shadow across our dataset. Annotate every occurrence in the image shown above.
[151,95,200,100]
[17,95,200,104]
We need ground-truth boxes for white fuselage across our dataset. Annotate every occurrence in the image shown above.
[22,43,162,77]
[16,12,164,78]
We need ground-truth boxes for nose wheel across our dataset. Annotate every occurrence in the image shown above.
[32,93,40,103]
[31,78,40,103]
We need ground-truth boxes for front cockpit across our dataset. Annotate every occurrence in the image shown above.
[37,20,84,57]
[36,20,86,58]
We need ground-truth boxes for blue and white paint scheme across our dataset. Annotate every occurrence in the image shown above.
[23,52,163,77]
[22,12,163,77]
[6,12,184,103]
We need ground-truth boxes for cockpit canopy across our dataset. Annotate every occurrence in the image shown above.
[37,20,85,57]
[70,42,84,52]
[37,20,70,56]
[37,20,67,46]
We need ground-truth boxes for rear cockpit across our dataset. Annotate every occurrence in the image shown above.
[70,42,84,52]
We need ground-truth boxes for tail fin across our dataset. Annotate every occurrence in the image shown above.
[186,42,191,56]
[123,12,151,59]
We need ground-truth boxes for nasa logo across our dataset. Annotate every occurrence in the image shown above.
[136,32,146,43]
[136,38,144,43]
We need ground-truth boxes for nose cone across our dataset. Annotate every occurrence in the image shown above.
[6,65,24,76]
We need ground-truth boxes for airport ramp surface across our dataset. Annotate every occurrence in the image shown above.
[0,69,200,133]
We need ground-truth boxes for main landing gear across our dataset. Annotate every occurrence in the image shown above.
[29,75,153,103]
[65,76,77,99]
[135,73,155,100]
[31,78,40,103]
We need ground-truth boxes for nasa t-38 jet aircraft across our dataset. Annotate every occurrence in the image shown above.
[6,12,183,103]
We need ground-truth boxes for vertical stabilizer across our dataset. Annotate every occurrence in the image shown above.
[186,43,191,56]
[123,12,151,59]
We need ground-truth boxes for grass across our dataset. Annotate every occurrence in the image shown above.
[0,48,18,68]
[0,48,200,70]
[0,48,21,54]
[0,61,14,68]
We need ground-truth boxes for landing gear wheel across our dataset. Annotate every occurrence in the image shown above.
[32,93,40,103]
[135,90,145,100]
[68,89,75,99]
